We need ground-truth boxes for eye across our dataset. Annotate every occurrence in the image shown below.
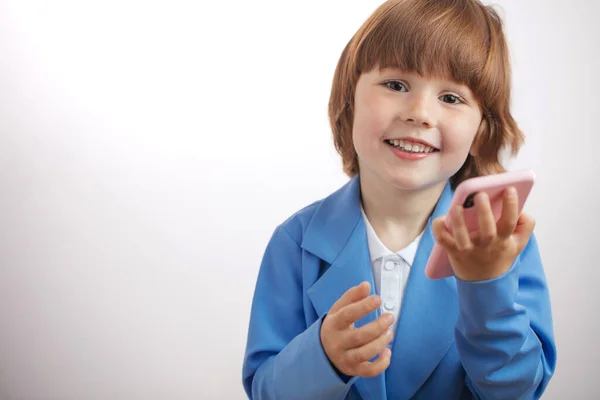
[440,94,464,105]
[384,80,407,92]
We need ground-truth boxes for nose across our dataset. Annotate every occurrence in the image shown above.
[401,93,434,128]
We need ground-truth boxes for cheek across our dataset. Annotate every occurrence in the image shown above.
[353,98,389,141]
[441,115,480,152]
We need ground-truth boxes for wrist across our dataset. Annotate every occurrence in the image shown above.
[454,262,512,282]
[319,314,352,382]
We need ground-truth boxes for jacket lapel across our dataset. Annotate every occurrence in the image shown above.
[302,177,459,400]
[303,177,387,400]
[385,182,459,400]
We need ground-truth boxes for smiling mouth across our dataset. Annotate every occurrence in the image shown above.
[384,139,439,154]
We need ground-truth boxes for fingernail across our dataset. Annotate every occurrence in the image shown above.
[507,187,517,197]
[384,348,392,358]
[384,313,393,324]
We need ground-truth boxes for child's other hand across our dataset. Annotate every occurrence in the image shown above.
[320,281,394,378]
[432,187,535,282]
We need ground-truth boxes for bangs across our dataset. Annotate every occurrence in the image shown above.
[353,0,491,92]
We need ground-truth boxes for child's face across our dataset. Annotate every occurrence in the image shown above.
[352,67,483,192]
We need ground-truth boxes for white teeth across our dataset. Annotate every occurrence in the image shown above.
[388,139,435,153]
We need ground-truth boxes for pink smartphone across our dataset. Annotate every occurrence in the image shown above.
[424,169,536,280]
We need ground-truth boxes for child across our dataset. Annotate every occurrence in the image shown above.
[242,0,556,398]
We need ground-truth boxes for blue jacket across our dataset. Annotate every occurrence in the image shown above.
[242,176,556,399]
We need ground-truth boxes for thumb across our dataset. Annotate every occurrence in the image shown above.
[513,212,535,251]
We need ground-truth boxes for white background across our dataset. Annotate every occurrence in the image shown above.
[0,0,597,398]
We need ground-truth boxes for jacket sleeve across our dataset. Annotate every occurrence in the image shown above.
[242,225,358,400]
[455,233,557,399]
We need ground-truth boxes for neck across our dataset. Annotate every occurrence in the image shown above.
[359,173,446,252]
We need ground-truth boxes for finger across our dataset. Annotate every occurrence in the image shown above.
[345,327,393,368]
[497,187,519,238]
[333,294,381,330]
[354,347,392,378]
[474,192,497,247]
[343,312,394,349]
[451,205,473,251]
[329,281,371,315]
[432,217,456,251]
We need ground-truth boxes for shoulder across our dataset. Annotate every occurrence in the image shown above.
[274,199,323,246]
[264,177,361,261]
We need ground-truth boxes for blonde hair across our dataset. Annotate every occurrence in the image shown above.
[328,0,523,189]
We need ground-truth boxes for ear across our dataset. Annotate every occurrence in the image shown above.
[469,144,478,157]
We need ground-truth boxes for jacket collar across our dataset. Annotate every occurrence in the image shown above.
[303,176,458,400]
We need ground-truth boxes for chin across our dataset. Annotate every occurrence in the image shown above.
[385,170,447,192]
[386,174,429,191]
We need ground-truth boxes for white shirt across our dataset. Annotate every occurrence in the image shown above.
[360,206,423,347]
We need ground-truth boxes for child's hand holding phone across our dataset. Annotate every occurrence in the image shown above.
[320,282,394,378]
[431,180,536,282]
